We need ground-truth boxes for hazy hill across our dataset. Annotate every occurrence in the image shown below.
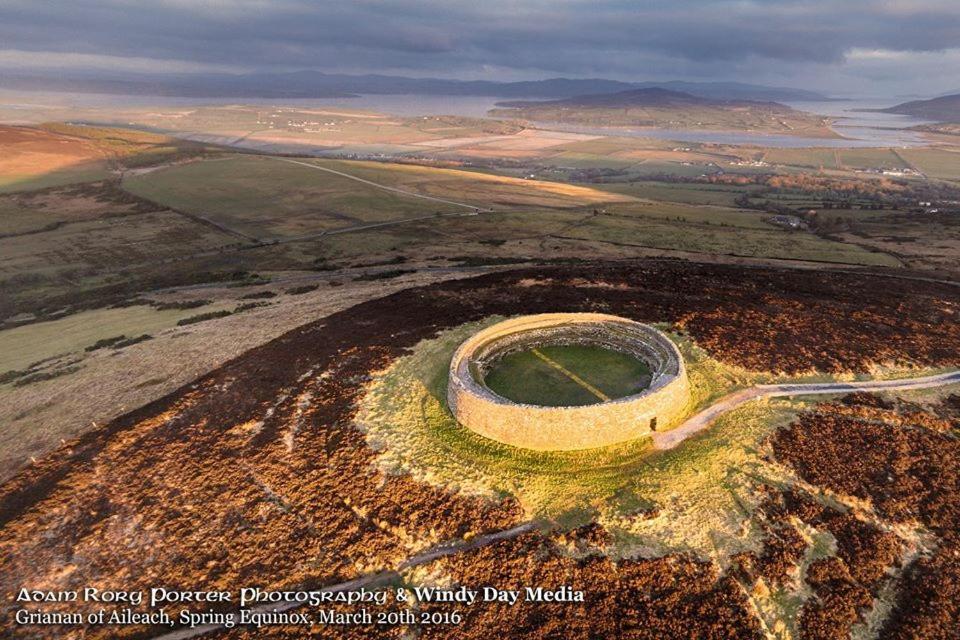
[878,94,960,121]
[489,87,832,135]
[0,72,358,100]
[495,87,771,109]
[629,81,825,102]
[0,69,828,102]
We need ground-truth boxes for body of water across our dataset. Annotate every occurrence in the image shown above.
[0,91,936,148]
[534,123,929,149]
[0,90,503,118]
[538,99,936,148]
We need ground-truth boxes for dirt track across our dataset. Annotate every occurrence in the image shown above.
[275,158,482,210]
[654,369,960,449]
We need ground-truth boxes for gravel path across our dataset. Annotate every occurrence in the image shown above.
[653,369,960,450]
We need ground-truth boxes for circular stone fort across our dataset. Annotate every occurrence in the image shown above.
[447,313,690,451]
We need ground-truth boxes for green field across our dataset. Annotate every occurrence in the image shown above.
[122,155,630,241]
[0,123,207,194]
[0,209,235,278]
[483,345,652,406]
[837,148,907,170]
[597,181,759,207]
[0,120,931,324]
[122,155,467,241]
[763,148,839,170]
[307,200,902,268]
[559,211,902,266]
[897,148,960,182]
[548,137,678,155]
[0,165,112,194]
[542,151,645,169]
[0,302,233,375]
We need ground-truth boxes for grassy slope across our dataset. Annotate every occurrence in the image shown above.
[359,318,769,517]
[562,210,901,266]
[0,166,112,193]
[0,302,234,374]
[123,155,465,240]
[123,155,633,241]
[359,316,951,569]
[309,159,633,207]
[308,198,899,268]
[0,209,238,287]
[0,124,205,193]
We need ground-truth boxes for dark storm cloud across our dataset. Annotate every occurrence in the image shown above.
[0,0,958,78]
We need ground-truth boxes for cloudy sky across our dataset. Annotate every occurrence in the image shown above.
[1,0,959,97]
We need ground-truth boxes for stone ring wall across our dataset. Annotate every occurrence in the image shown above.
[447,313,690,451]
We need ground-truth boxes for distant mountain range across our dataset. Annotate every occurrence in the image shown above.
[0,69,830,103]
[877,93,960,122]
[495,87,781,109]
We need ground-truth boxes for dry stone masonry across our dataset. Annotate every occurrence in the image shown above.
[448,313,690,450]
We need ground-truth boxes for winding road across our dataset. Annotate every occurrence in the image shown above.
[653,369,960,450]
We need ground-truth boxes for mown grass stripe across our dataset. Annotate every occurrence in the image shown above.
[530,348,611,402]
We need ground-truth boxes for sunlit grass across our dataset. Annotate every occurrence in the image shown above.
[358,317,805,555]
[358,315,952,565]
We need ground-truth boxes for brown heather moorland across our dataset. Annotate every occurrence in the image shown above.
[2,261,960,639]
[772,393,960,639]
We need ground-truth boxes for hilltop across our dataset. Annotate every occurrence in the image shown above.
[489,88,833,135]
[495,87,776,109]
[877,93,960,122]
